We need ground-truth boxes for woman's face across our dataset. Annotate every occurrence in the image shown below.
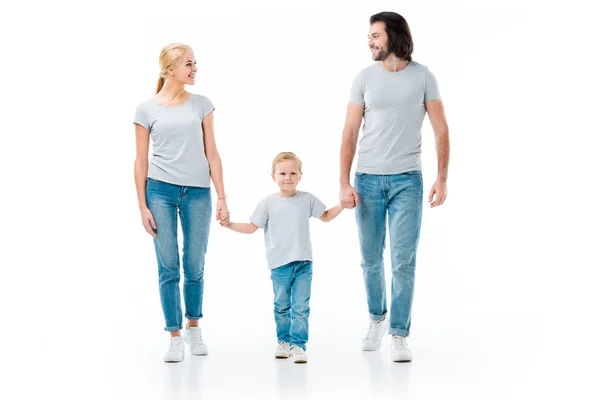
[169,49,197,85]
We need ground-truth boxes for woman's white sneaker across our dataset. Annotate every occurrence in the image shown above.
[274,341,291,359]
[164,336,184,363]
[184,327,208,355]
[362,316,389,351]
[290,346,308,363]
[390,335,412,362]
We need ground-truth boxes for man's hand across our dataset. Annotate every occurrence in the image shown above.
[340,184,360,209]
[428,178,447,208]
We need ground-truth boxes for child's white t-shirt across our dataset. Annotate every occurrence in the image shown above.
[250,191,326,270]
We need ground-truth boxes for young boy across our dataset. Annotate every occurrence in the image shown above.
[219,152,345,363]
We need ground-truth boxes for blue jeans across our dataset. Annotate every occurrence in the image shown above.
[354,171,423,337]
[270,261,313,350]
[145,178,212,332]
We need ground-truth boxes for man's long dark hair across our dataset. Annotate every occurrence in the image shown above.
[370,12,414,62]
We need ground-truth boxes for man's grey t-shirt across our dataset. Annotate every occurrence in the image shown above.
[250,191,327,270]
[349,61,440,175]
[134,94,215,187]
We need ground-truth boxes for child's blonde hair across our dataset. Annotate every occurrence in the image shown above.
[271,152,303,175]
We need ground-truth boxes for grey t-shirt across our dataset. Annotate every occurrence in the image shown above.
[349,61,440,175]
[250,191,327,270]
[134,94,215,187]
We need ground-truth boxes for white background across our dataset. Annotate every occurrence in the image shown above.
[2,0,599,398]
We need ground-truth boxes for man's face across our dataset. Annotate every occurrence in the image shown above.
[368,22,390,61]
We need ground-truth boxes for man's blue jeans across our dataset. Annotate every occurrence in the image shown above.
[270,261,313,350]
[146,178,211,332]
[354,171,423,337]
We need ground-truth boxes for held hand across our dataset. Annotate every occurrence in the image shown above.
[428,178,447,208]
[140,207,157,238]
[219,210,230,227]
[216,198,229,222]
[340,184,360,209]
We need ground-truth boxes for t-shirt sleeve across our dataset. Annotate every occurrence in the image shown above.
[133,103,150,131]
[309,194,327,218]
[348,71,365,106]
[424,68,441,102]
[199,96,215,120]
[249,199,268,229]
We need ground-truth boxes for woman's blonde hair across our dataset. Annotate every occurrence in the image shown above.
[156,42,192,93]
[271,152,303,175]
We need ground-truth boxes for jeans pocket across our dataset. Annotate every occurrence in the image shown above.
[355,172,367,178]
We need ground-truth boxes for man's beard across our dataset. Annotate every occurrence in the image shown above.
[372,48,390,61]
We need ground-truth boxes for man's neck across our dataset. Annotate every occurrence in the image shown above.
[380,56,409,72]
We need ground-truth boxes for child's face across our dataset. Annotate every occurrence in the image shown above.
[272,160,301,192]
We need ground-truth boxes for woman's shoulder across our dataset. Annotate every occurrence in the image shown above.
[135,97,157,111]
[189,93,213,104]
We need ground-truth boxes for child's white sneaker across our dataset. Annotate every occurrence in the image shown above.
[164,336,184,363]
[274,341,291,359]
[290,345,308,363]
[184,326,208,355]
[390,335,412,362]
[362,316,388,351]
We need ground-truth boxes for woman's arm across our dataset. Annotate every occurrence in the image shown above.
[203,111,229,223]
[134,124,156,237]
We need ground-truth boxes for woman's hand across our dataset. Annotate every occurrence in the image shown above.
[140,207,157,238]
[216,199,230,226]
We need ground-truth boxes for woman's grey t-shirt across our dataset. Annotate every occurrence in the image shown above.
[134,94,215,187]
[349,61,441,175]
[250,191,327,270]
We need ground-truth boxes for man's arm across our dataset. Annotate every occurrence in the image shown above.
[340,103,364,208]
[425,99,450,207]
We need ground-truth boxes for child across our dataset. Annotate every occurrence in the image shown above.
[219,152,345,363]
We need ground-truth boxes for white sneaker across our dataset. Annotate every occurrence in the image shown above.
[274,341,291,359]
[164,336,184,363]
[362,316,389,351]
[184,326,208,355]
[290,346,308,363]
[391,335,412,362]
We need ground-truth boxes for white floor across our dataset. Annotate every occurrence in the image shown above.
[18,306,594,400]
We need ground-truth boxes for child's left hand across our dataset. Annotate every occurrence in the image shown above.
[219,210,230,226]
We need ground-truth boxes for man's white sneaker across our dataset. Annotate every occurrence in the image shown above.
[290,346,308,363]
[274,341,291,359]
[362,316,389,351]
[164,336,184,363]
[184,327,208,355]
[391,335,412,362]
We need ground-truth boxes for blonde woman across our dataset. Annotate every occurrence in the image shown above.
[133,43,229,362]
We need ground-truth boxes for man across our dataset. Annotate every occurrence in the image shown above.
[339,12,450,362]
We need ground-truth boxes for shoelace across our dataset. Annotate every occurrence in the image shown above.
[365,320,383,340]
[277,342,290,351]
[170,339,183,350]
[188,330,203,346]
[391,336,407,349]
[291,346,305,355]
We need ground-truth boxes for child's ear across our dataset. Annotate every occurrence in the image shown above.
[298,174,302,182]
[272,174,276,182]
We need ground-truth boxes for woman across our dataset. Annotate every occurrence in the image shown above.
[133,42,229,363]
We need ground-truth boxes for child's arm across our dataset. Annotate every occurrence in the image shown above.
[319,204,344,222]
[226,222,259,234]
[219,211,259,234]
